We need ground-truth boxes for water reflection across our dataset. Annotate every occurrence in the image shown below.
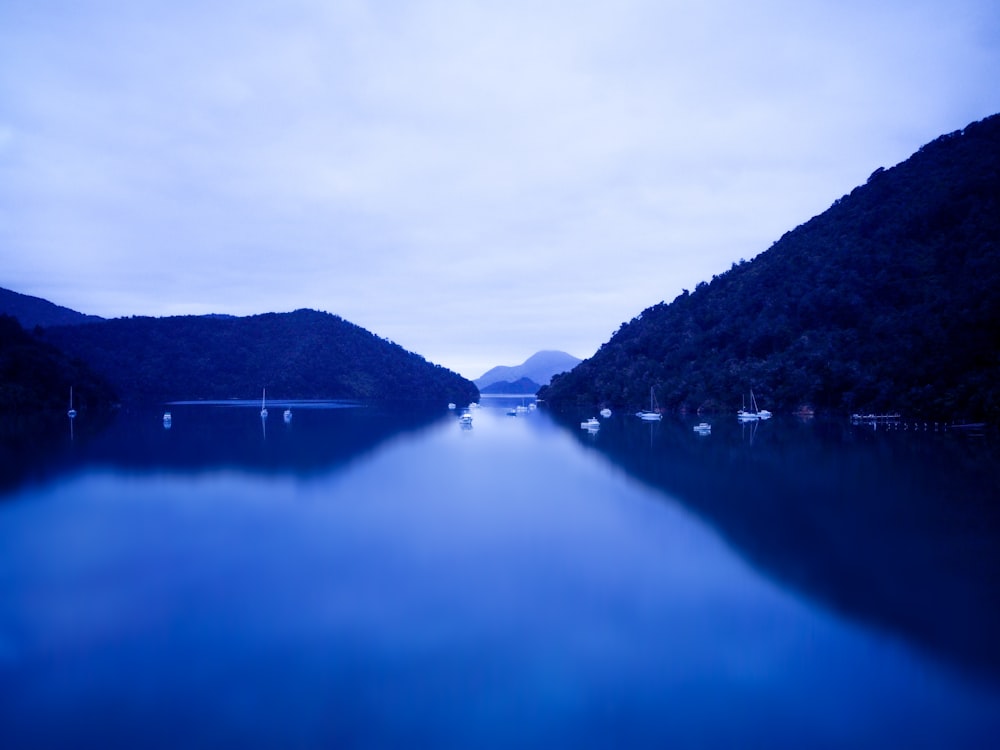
[0,402,447,497]
[1,403,998,747]
[552,410,1000,684]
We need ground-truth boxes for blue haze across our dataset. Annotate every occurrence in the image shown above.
[0,403,998,748]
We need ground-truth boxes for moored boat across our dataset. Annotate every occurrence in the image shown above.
[636,387,663,421]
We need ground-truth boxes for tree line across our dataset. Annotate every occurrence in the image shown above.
[540,114,1000,421]
[1,308,478,412]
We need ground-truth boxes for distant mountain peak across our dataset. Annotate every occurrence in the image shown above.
[475,350,581,389]
[479,377,541,394]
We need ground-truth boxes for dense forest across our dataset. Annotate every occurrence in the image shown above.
[540,114,1000,421]
[0,287,104,329]
[38,309,478,406]
[0,315,116,414]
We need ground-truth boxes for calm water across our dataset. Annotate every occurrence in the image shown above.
[1,401,999,748]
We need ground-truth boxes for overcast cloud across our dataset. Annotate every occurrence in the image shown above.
[2,1,998,378]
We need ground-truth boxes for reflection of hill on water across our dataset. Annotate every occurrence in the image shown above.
[0,403,446,495]
[0,410,116,496]
[562,412,1000,685]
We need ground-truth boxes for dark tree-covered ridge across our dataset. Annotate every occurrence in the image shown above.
[0,287,104,329]
[0,315,116,414]
[42,309,479,405]
[541,114,1000,421]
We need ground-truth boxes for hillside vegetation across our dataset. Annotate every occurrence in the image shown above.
[0,315,116,414]
[0,287,104,329]
[42,309,478,405]
[540,114,1000,421]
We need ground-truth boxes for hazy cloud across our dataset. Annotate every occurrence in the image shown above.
[2,0,998,377]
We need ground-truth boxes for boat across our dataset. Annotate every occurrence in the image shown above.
[67,386,77,419]
[448,403,456,410]
[260,388,268,418]
[851,413,901,424]
[757,399,772,420]
[738,390,771,421]
[163,411,172,428]
[283,408,292,423]
[693,422,711,434]
[580,417,600,431]
[459,411,473,426]
[636,387,662,421]
[600,408,612,418]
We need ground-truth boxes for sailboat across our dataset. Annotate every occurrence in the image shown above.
[635,387,662,421]
[260,388,268,418]
[751,390,772,419]
[67,386,77,419]
[737,390,772,421]
[737,393,757,421]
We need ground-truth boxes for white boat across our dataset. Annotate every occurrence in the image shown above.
[260,388,268,418]
[738,390,771,421]
[753,390,772,419]
[580,417,600,430]
[67,386,77,419]
[600,408,612,418]
[636,387,662,421]
[448,403,456,410]
[693,422,711,434]
[459,411,473,426]
[163,411,172,428]
[283,408,292,423]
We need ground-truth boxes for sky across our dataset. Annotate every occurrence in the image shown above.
[2,1,998,380]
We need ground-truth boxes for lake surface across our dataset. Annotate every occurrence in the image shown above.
[1,401,999,748]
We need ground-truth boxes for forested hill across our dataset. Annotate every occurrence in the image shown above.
[0,286,104,329]
[540,114,1000,421]
[42,309,479,405]
[0,315,116,414]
